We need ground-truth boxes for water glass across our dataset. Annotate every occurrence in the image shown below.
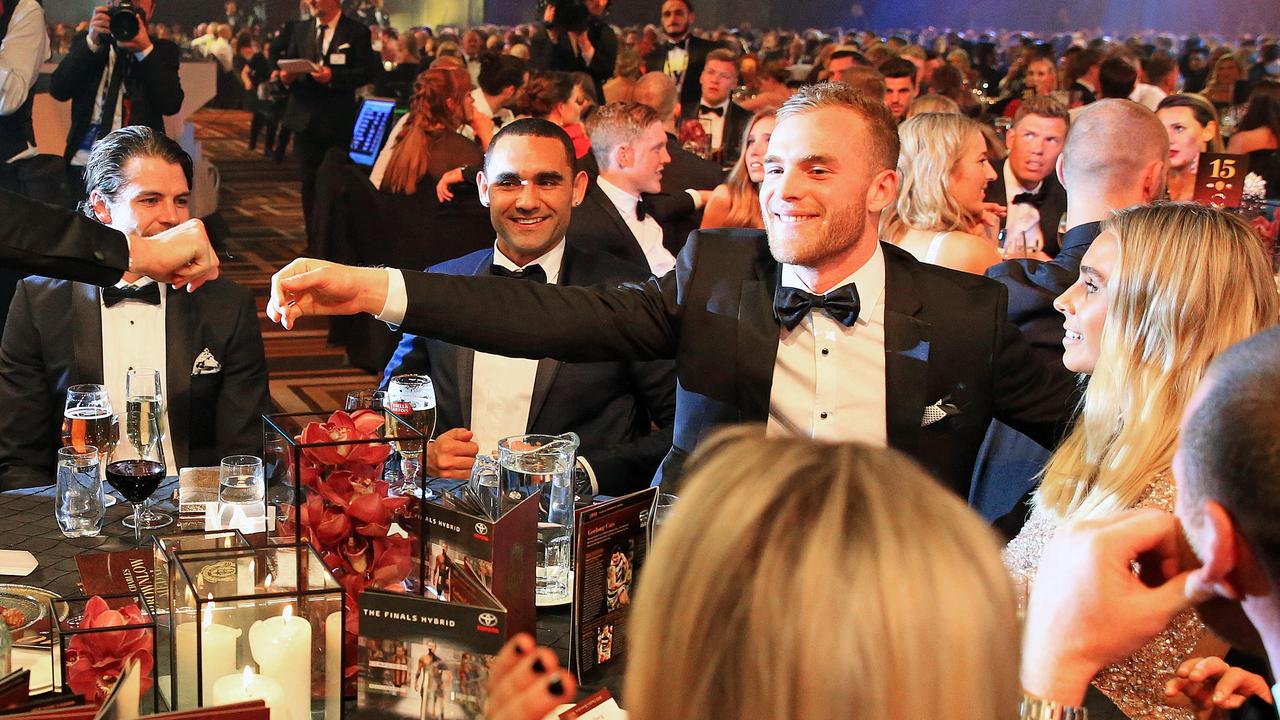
[652,493,679,529]
[56,446,104,538]
[468,454,502,520]
[216,455,266,532]
[498,433,579,600]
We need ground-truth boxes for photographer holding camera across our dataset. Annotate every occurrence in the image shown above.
[50,0,184,191]
[533,0,616,93]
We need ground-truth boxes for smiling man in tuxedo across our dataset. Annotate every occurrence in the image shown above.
[380,118,676,495]
[0,127,269,489]
[268,83,1076,498]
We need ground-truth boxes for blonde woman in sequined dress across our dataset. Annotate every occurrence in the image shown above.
[1005,203,1279,719]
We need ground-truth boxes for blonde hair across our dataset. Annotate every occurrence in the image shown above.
[881,112,986,242]
[625,428,1020,720]
[906,93,961,117]
[716,111,774,229]
[584,101,661,170]
[1038,203,1279,519]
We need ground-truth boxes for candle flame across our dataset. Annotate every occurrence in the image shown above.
[202,597,214,628]
[242,665,255,689]
[264,573,273,590]
[283,604,293,623]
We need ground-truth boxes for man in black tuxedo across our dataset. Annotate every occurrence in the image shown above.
[677,48,750,167]
[270,84,1078,500]
[381,119,676,495]
[0,128,269,489]
[49,0,183,181]
[568,101,687,274]
[644,0,716,114]
[279,0,376,235]
[539,0,618,93]
[985,96,1069,258]
[633,71,723,245]
[973,100,1169,531]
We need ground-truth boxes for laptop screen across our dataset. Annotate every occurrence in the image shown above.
[349,97,398,167]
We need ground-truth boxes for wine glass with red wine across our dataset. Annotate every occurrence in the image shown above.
[106,442,165,543]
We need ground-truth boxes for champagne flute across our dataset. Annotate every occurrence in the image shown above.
[105,442,166,545]
[386,374,436,497]
[62,384,119,507]
[123,368,172,529]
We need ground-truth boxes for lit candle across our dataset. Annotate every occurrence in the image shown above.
[174,600,241,707]
[324,611,342,719]
[237,559,255,598]
[249,604,312,720]
[212,665,284,715]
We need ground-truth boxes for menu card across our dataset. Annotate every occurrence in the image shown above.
[570,488,656,686]
[354,588,506,720]
[1194,152,1252,208]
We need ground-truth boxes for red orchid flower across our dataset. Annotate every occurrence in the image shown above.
[65,596,154,703]
[299,412,394,467]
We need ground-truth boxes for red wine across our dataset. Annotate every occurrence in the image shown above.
[105,459,164,504]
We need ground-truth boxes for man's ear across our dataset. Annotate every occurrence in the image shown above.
[476,169,490,207]
[571,169,588,207]
[1194,501,1243,600]
[1055,152,1066,187]
[865,168,899,214]
[90,190,112,225]
[1142,159,1167,203]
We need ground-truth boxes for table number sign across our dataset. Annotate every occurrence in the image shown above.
[1194,152,1252,208]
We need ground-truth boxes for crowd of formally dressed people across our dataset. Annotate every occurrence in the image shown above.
[4,0,1280,718]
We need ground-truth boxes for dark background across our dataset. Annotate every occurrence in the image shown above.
[39,0,1280,38]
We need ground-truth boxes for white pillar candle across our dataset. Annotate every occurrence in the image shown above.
[324,611,342,719]
[212,666,285,716]
[249,605,312,720]
[174,602,241,708]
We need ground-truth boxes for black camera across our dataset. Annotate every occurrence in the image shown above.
[107,1,145,43]
[539,0,590,34]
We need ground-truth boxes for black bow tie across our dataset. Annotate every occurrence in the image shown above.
[773,284,861,331]
[1012,190,1046,208]
[102,283,161,308]
[698,104,725,117]
[635,198,654,221]
[490,264,547,283]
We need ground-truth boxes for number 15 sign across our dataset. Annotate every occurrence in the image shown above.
[1193,153,1251,208]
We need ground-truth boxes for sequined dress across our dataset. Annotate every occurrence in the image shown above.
[1004,474,1204,720]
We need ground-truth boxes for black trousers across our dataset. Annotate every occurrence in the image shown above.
[294,129,347,237]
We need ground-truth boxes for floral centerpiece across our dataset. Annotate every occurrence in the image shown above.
[61,594,155,706]
[266,409,425,692]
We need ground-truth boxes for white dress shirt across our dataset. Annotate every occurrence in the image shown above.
[1128,82,1167,111]
[99,279,177,470]
[595,175,675,276]
[696,97,729,152]
[1002,160,1044,251]
[0,0,50,148]
[765,243,888,446]
[315,14,340,56]
[468,240,565,455]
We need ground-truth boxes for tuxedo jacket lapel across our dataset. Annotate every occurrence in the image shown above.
[882,246,932,458]
[591,186,637,246]
[735,257,781,420]
[165,289,195,469]
[70,284,104,385]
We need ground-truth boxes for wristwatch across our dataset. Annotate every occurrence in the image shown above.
[1020,691,1088,720]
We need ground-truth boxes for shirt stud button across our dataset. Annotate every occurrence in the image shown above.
[821,348,829,356]
[820,412,828,420]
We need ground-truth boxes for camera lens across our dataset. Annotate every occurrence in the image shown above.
[108,7,140,42]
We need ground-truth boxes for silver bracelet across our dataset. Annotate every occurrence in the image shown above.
[1020,691,1089,720]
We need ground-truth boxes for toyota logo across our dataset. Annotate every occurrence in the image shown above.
[478,613,498,627]
[475,522,489,535]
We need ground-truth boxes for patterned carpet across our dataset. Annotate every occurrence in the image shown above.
[191,108,378,413]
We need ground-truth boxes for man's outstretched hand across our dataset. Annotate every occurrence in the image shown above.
[267,258,390,329]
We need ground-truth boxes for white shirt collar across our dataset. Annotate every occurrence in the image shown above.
[315,13,340,33]
[1003,157,1041,200]
[491,238,565,285]
[596,176,643,219]
[780,242,886,326]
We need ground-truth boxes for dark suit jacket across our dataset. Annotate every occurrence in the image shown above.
[565,179,685,272]
[281,14,377,140]
[645,36,716,115]
[985,222,1101,368]
[679,99,751,167]
[49,32,184,163]
[542,17,618,93]
[656,133,724,252]
[381,245,677,495]
[984,157,1068,257]
[393,231,1078,498]
[0,189,128,286]
[0,277,271,489]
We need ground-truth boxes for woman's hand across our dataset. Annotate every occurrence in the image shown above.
[1164,656,1273,716]
[485,634,578,720]
[436,167,466,202]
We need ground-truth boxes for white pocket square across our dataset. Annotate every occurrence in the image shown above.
[336,42,350,50]
[920,397,961,427]
[192,348,222,375]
